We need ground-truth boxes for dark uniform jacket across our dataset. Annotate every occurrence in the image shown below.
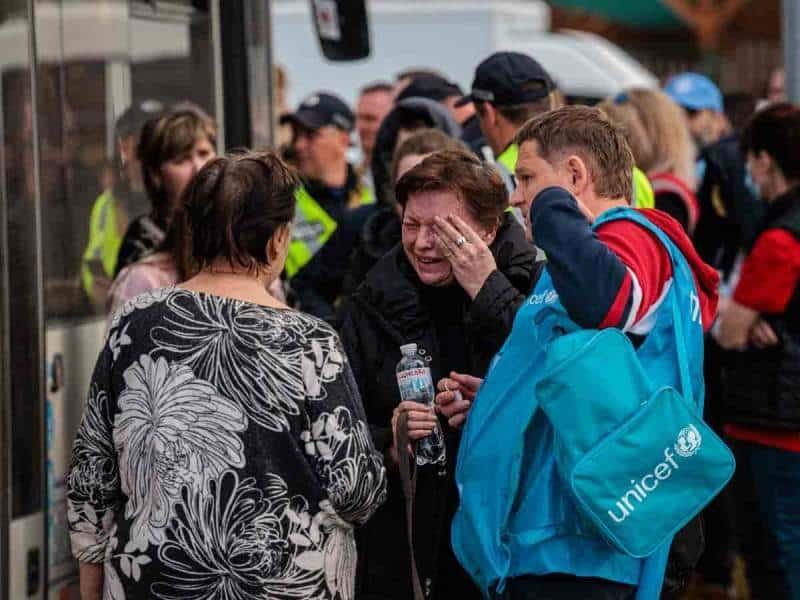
[291,164,375,324]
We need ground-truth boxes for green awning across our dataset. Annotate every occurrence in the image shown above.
[548,0,683,29]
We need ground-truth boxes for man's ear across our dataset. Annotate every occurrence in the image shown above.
[483,102,499,128]
[339,129,352,148]
[565,154,591,196]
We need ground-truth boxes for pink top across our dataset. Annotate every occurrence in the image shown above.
[107,252,179,324]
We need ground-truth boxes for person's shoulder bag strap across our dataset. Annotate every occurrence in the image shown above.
[397,413,426,600]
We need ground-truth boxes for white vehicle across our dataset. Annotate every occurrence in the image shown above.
[273,0,658,106]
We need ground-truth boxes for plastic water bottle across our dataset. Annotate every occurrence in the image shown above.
[396,343,446,467]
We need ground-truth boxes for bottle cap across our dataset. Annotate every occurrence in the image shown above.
[400,343,418,356]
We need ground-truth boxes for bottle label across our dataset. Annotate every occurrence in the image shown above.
[397,367,433,402]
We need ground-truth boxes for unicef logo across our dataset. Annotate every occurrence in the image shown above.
[675,424,702,458]
[528,289,559,305]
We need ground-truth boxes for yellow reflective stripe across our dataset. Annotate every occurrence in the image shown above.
[633,167,655,209]
[359,185,375,205]
[285,187,338,278]
[81,190,122,297]
[497,143,519,173]
[495,144,519,213]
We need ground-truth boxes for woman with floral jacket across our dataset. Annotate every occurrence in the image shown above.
[67,152,386,600]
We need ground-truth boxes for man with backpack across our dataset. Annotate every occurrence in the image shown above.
[433,106,723,598]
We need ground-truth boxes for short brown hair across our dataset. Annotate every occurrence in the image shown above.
[395,148,507,230]
[360,81,394,96]
[515,105,634,200]
[391,129,469,182]
[185,152,300,272]
[138,106,218,223]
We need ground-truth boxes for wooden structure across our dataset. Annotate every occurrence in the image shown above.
[548,0,782,94]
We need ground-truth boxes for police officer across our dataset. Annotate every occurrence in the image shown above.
[81,99,164,308]
[280,92,374,322]
[457,52,558,193]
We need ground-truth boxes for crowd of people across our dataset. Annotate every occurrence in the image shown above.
[65,49,799,600]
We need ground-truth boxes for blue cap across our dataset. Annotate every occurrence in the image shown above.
[664,72,723,113]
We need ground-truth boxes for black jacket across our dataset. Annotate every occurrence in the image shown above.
[723,187,800,430]
[291,164,375,324]
[340,214,541,599]
[114,214,165,277]
[694,134,763,279]
[339,206,402,303]
[460,113,489,158]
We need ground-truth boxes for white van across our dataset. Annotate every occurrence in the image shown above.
[272,0,658,107]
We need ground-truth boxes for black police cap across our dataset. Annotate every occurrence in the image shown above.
[396,74,463,103]
[115,99,166,138]
[280,92,354,132]
[456,52,555,108]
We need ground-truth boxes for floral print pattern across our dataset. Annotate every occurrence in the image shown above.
[151,291,349,432]
[67,384,118,563]
[108,286,176,332]
[115,354,246,548]
[67,288,386,599]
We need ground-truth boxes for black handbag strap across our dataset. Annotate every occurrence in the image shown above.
[397,412,426,600]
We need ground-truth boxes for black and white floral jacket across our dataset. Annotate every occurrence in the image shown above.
[67,287,387,600]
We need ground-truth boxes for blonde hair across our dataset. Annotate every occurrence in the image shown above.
[598,88,696,187]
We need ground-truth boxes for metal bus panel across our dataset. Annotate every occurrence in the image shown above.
[0,1,268,597]
[44,321,107,595]
[2,0,47,596]
[9,513,44,600]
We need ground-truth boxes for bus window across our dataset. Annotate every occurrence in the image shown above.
[130,2,215,118]
[31,1,216,323]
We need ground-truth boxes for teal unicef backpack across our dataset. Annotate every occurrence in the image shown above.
[536,289,735,558]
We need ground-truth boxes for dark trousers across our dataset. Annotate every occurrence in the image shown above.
[731,439,796,599]
[497,575,636,600]
[696,341,736,586]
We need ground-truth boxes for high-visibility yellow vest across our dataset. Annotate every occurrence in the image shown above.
[497,143,519,175]
[496,144,520,216]
[285,184,373,278]
[633,167,655,209]
[81,190,123,298]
